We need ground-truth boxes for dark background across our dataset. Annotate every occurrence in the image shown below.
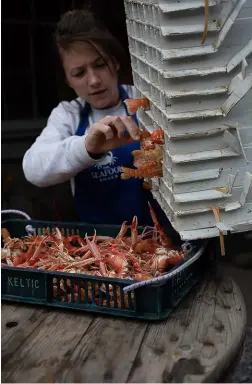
[2,0,132,121]
[1,0,133,221]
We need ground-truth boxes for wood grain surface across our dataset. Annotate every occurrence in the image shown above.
[1,273,246,383]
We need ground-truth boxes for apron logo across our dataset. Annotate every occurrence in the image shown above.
[91,152,121,182]
[93,152,118,169]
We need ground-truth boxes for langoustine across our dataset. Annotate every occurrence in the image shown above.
[1,215,186,278]
[121,97,165,181]
[1,204,189,307]
[123,98,150,115]
[132,145,163,168]
[121,128,165,180]
[121,160,163,180]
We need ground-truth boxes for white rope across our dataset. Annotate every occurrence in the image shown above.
[1,209,32,220]
[123,241,208,293]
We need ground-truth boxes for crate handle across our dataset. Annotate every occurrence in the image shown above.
[123,241,208,293]
[1,209,35,235]
[1,209,32,220]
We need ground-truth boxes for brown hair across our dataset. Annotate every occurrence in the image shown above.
[54,9,127,78]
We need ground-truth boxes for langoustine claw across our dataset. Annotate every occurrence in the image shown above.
[148,202,173,248]
[130,216,138,252]
[123,98,150,115]
[115,221,128,243]
[141,130,164,150]
[132,146,163,168]
[121,160,163,179]
[85,231,107,276]
[121,128,164,181]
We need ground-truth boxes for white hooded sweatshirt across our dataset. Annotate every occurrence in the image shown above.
[22,85,136,194]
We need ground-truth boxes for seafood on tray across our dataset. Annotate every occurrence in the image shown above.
[1,205,187,278]
[1,204,189,308]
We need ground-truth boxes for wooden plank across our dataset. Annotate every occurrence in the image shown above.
[170,166,252,194]
[1,303,47,366]
[161,21,217,36]
[1,274,246,383]
[53,317,147,383]
[131,49,226,79]
[1,309,94,383]
[163,148,252,174]
[133,67,243,99]
[127,275,246,383]
[129,18,252,79]
[159,191,252,231]
[227,38,252,72]
[167,148,239,164]
[214,0,247,50]
[128,24,217,53]
[173,189,232,203]
[178,219,252,240]
[165,128,250,156]
[159,0,217,13]
[222,74,252,115]
[163,166,252,195]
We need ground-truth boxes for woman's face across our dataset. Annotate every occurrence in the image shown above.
[61,42,120,109]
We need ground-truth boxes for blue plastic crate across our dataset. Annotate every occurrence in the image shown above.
[1,219,208,320]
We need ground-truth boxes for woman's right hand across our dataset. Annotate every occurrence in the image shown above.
[85,115,141,158]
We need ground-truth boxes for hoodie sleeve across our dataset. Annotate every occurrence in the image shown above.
[22,102,97,187]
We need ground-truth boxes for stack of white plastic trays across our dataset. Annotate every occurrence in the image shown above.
[124,0,252,240]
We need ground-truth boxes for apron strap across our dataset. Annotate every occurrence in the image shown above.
[119,85,138,125]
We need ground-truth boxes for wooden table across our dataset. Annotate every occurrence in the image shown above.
[1,272,246,383]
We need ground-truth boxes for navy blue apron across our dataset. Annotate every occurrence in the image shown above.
[74,85,171,227]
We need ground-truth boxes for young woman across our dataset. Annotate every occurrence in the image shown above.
[23,9,170,227]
